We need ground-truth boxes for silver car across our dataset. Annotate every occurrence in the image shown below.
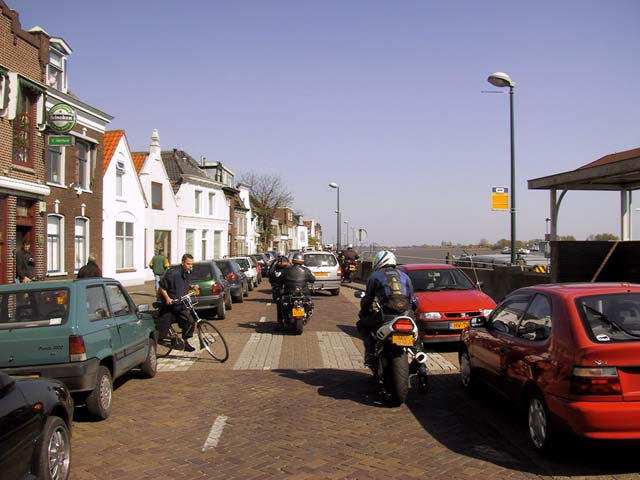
[302,251,341,296]
[229,256,258,290]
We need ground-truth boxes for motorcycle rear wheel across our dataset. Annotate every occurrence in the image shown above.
[294,317,304,335]
[383,351,409,407]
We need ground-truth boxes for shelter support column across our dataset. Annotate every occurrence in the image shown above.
[549,189,557,241]
[621,189,630,241]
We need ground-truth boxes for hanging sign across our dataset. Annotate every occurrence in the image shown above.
[47,103,76,133]
[491,187,509,211]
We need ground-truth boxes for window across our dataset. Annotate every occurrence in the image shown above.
[215,167,223,183]
[154,230,170,261]
[152,182,163,209]
[287,212,292,221]
[489,294,531,336]
[47,215,63,273]
[116,221,134,269]
[12,86,36,166]
[185,229,195,256]
[47,146,63,184]
[405,268,475,292]
[518,294,552,341]
[115,161,125,197]
[48,49,65,91]
[75,141,90,190]
[106,284,132,317]
[195,190,202,214]
[208,193,214,215]
[577,293,640,343]
[304,254,337,267]
[74,218,88,271]
[214,231,222,258]
[0,289,69,326]
[201,230,208,260]
[86,286,110,322]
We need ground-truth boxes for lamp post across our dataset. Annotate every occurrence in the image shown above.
[329,182,340,251]
[488,71,516,265]
[344,220,349,245]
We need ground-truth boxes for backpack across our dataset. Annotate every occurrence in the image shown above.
[382,268,410,313]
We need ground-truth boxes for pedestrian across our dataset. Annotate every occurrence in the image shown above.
[77,253,102,278]
[149,248,169,292]
[445,252,451,265]
[15,241,35,283]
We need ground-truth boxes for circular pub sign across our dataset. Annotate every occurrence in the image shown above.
[47,103,76,133]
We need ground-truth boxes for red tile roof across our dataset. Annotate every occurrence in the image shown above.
[131,152,148,173]
[579,147,640,170]
[102,130,124,173]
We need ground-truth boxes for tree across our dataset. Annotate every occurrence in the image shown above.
[240,172,294,251]
[557,235,576,241]
[308,236,318,247]
[586,233,619,241]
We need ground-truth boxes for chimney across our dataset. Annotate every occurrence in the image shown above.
[150,129,161,159]
[201,156,206,166]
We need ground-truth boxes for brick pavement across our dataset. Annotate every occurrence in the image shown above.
[66,280,640,479]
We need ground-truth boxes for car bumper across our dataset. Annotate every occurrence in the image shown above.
[2,358,99,393]
[420,333,462,344]
[193,294,223,310]
[310,279,340,291]
[547,395,640,439]
[230,285,243,297]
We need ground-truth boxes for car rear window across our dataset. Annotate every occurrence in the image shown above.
[405,268,475,292]
[191,263,213,282]
[304,254,337,267]
[576,293,640,343]
[215,261,230,275]
[234,258,251,270]
[0,289,70,328]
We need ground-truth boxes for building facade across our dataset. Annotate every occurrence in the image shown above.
[0,3,50,283]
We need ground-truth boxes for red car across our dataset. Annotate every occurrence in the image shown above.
[399,264,496,344]
[460,283,640,454]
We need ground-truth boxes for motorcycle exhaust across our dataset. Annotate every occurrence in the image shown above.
[414,352,428,364]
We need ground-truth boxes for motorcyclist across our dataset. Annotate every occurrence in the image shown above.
[269,250,291,301]
[357,250,418,366]
[275,252,315,329]
[341,244,359,281]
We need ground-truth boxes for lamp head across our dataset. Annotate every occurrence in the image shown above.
[329,182,338,189]
[488,72,514,88]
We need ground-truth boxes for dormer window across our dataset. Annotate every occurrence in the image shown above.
[47,38,72,93]
[115,161,125,197]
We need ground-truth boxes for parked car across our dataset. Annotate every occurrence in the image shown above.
[0,278,158,420]
[229,256,259,290]
[398,264,496,344]
[0,372,73,480]
[215,259,249,303]
[501,247,511,254]
[517,247,531,255]
[252,254,270,277]
[302,251,341,296]
[187,261,232,319]
[460,283,640,454]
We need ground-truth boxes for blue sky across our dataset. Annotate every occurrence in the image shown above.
[9,0,640,245]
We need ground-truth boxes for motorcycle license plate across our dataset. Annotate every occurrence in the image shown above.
[314,272,329,277]
[391,334,414,347]
[450,321,469,330]
[349,265,356,271]
[292,307,305,317]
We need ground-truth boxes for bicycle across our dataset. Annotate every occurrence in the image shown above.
[155,293,229,362]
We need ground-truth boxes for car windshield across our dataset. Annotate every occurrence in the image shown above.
[304,254,337,267]
[234,258,251,270]
[405,268,475,292]
[0,288,70,327]
[191,263,213,282]
[576,293,640,342]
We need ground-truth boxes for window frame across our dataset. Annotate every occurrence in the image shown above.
[47,145,65,186]
[115,221,134,270]
[151,182,163,210]
[516,293,553,342]
[105,283,134,317]
[488,293,533,337]
[47,214,64,274]
[12,85,37,167]
[74,217,89,273]
[194,190,202,215]
[86,285,112,322]
[115,160,125,198]
[201,230,208,261]
[74,140,91,191]
[208,192,214,215]
[185,229,195,256]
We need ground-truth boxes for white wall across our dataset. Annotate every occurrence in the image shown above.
[102,136,147,286]
[238,185,257,254]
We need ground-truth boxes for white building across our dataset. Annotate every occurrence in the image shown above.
[101,130,147,285]
[161,149,229,260]
[133,129,179,279]
[295,222,309,251]
[238,183,258,254]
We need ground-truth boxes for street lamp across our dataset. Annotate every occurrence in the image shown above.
[344,220,349,245]
[488,71,516,265]
[329,182,340,251]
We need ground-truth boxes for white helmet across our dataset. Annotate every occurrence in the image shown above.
[372,250,396,270]
[347,244,353,249]
[277,249,286,257]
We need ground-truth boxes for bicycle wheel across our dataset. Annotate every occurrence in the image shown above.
[197,321,229,362]
[156,337,173,358]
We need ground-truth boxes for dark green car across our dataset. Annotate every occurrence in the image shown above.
[187,261,232,319]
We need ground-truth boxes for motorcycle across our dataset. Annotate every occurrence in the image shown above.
[354,290,429,406]
[280,286,313,335]
[341,259,358,283]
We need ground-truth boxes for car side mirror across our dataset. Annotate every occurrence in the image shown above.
[0,373,16,397]
[470,316,486,327]
[354,290,365,299]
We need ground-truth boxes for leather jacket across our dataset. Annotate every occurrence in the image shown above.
[276,264,315,295]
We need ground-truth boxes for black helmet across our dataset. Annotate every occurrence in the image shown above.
[292,252,304,265]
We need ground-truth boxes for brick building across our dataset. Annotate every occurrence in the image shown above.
[0,2,49,283]
[41,33,112,279]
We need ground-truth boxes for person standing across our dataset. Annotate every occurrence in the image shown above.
[77,253,102,278]
[149,249,170,292]
[15,241,35,283]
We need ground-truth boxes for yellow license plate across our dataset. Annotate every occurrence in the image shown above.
[292,307,305,317]
[314,272,329,277]
[391,334,414,347]
[450,321,469,330]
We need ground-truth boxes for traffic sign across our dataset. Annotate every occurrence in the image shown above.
[48,135,75,146]
[491,187,509,211]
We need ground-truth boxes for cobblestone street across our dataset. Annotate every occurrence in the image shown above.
[67,283,640,480]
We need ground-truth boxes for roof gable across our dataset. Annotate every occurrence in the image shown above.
[102,130,124,173]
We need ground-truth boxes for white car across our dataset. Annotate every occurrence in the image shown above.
[302,251,341,296]
[229,256,258,289]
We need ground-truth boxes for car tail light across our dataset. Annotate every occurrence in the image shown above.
[393,318,414,332]
[337,266,342,277]
[69,335,87,362]
[212,283,222,295]
[227,272,238,282]
[571,366,621,395]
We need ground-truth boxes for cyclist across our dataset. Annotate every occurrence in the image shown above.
[157,253,196,352]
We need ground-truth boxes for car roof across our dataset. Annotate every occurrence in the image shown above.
[0,277,118,291]
[399,263,457,271]
[513,283,640,298]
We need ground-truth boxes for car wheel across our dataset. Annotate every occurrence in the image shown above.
[34,416,71,480]
[225,292,232,310]
[248,279,254,291]
[459,350,477,394]
[330,288,340,296]
[243,281,249,297]
[140,339,158,378]
[85,366,113,420]
[527,391,558,456]
[234,290,244,303]
[216,298,226,319]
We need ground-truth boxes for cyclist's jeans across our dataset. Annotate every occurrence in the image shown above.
[156,307,194,340]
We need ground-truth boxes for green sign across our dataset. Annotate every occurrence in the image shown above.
[47,103,76,133]
[48,135,75,146]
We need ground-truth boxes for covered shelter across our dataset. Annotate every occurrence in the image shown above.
[528,147,640,240]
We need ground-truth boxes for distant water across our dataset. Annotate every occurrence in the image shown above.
[358,246,497,264]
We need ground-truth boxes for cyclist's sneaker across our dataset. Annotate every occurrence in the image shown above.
[184,343,196,352]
